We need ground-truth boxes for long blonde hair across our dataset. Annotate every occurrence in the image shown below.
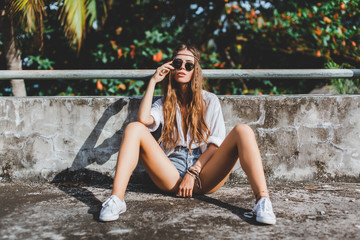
[159,44,210,152]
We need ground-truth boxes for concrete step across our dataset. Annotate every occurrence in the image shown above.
[1,95,359,183]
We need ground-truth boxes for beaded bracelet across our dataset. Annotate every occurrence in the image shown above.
[187,169,202,189]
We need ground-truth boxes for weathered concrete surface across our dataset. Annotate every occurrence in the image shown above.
[0,95,360,183]
[0,181,359,239]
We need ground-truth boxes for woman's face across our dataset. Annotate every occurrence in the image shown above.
[172,49,195,84]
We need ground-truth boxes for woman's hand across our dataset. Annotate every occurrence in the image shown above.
[151,61,174,84]
[178,173,195,197]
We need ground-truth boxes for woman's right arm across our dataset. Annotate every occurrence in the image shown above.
[137,61,174,125]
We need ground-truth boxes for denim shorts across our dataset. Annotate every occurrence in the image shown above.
[168,146,202,179]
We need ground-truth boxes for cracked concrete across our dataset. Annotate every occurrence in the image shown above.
[1,95,360,183]
[0,181,359,239]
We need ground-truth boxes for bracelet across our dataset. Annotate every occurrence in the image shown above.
[186,169,202,189]
[189,166,201,175]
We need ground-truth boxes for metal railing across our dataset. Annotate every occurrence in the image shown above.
[0,69,359,80]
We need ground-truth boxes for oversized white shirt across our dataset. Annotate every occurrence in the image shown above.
[148,90,226,156]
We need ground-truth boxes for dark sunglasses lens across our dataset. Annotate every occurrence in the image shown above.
[172,59,183,69]
[172,59,195,71]
[185,62,195,71]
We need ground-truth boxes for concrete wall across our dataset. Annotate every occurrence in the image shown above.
[1,95,359,183]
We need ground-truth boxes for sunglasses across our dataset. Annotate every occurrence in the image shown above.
[172,58,195,72]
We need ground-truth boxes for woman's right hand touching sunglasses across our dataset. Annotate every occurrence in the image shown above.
[152,61,174,83]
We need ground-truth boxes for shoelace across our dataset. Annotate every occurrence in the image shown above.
[244,199,269,218]
[244,210,255,218]
[102,196,116,207]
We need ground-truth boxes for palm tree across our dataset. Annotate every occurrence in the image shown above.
[1,0,28,96]
[0,0,107,96]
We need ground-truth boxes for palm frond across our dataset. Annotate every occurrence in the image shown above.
[11,0,45,33]
[86,0,107,30]
[60,0,87,52]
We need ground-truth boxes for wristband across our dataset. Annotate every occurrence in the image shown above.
[186,169,202,189]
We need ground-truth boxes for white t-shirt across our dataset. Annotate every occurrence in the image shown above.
[148,90,226,156]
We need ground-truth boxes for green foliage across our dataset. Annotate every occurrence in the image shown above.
[23,55,55,69]
[1,0,360,96]
[325,60,360,94]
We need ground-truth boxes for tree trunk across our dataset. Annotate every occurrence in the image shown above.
[1,4,27,96]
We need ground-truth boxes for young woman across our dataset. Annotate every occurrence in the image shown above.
[100,44,276,225]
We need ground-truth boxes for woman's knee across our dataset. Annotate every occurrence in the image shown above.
[124,121,148,135]
[232,123,255,137]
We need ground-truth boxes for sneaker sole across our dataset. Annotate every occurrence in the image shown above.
[100,208,126,222]
[256,216,276,225]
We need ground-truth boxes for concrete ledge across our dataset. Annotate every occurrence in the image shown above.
[1,95,360,183]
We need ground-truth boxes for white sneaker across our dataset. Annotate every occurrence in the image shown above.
[244,197,276,225]
[99,195,126,222]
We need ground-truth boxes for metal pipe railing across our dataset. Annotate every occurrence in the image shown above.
[0,69,359,80]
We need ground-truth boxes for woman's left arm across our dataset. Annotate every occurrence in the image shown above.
[193,143,218,170]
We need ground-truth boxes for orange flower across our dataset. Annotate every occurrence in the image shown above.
[109,40,116,45]
[97,79,104,90]
[153,50,163,62]
[117,83,126,90]
[323,17,332,23]
[333,13,339,21]
[316,50,321,57]
[314,29,322,36]
[250,9,257,18]
[220,63,225,68]
[130,45,136,58]
[340,2,346,10]
[351,41,357,47]
[117,48,123,58]
[258,92,263,95]
[213,62,220,67]
[308,12,313,18]
[341,40,346,46]
[332,36,336,43]
[226,7,232,15]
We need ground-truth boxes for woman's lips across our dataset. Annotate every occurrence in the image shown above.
[177,72,186,77]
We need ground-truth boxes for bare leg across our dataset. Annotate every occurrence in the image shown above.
[196,124,269,200]
[112,122,181,200]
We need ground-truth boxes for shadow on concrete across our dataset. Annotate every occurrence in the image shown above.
[194,195,260,226]
[51,168,159,221]
[51,98,160,220]
[51,168,112,221]
[70,98,132,170]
